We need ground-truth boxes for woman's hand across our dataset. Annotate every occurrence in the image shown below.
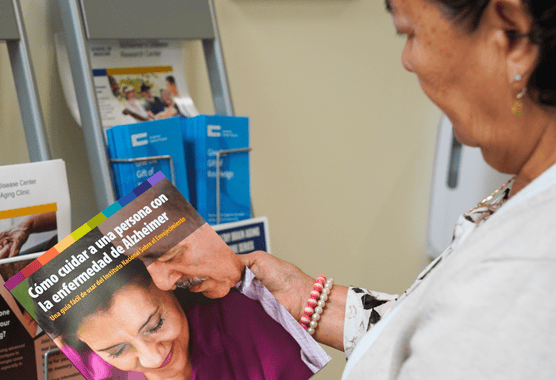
[239,250,315,321]
[241,251,348,350]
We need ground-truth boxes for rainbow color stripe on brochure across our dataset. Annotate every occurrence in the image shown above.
[4,171,166,291]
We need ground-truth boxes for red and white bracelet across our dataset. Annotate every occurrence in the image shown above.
[300,275,334,335]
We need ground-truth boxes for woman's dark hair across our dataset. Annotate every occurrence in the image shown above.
[432,1,556,106]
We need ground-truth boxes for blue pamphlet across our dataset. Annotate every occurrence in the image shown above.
[107,117,189,200]
[182,115,250,224]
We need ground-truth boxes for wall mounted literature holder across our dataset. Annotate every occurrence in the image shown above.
[215,147,251,224]
[58,0,235,211]
[0,0,51,161]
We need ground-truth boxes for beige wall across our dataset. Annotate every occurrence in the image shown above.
[0,0,441,378]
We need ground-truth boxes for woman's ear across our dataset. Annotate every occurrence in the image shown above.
[488,0,539,84]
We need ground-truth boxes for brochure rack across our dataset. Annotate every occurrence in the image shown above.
[0,0,51,161]
[58,0,235,211]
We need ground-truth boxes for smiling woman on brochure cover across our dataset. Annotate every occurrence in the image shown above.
[29,245,316,380]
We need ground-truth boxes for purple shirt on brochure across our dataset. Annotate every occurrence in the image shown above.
[188,289,314,380]
[61,289,314,380]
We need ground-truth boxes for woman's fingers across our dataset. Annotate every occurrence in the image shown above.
[238,250,261,269]
[239,250,315,320]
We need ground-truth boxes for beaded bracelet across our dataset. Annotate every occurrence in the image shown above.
[300,275,334,335]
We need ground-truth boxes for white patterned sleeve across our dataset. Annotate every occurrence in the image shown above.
[344,286,399,358]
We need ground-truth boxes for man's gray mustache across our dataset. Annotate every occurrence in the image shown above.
[175,276,207,289]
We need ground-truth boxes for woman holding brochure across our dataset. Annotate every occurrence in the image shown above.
[240,0,556,378]
[29,255,314,380]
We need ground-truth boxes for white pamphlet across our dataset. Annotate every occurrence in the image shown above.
[55,34,199,131]
[0,159,76,379]
[0,159,71,261]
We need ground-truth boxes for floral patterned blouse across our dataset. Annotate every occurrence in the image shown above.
[343,178,514,358]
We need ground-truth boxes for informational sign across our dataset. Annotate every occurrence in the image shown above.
[214,217,270,255]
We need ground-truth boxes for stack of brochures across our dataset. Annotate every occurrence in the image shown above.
[107,117,190,200]
[107,115,250,225]
[182,115,251,224]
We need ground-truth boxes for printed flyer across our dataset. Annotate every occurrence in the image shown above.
[5,172,329,380]
[0,160,80,379]
[55,35,199,130]
[0,159,71,260]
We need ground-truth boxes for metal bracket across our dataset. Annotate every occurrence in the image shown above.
[110,155,176,187]
[43,347,62,380]
[215,147,251,224]
[2,0,51,161]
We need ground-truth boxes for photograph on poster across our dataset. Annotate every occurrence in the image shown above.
[0,209,58,259]
[96,67,185,124]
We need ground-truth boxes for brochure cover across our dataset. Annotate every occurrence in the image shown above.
[182,115,251,224]
[55,35,199,130]
[1,159,71,260]
[4,172,329,380]
[0,160,80,379]
[107,118,189,201]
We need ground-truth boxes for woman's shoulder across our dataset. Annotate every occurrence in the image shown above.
[424,184,556,311]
